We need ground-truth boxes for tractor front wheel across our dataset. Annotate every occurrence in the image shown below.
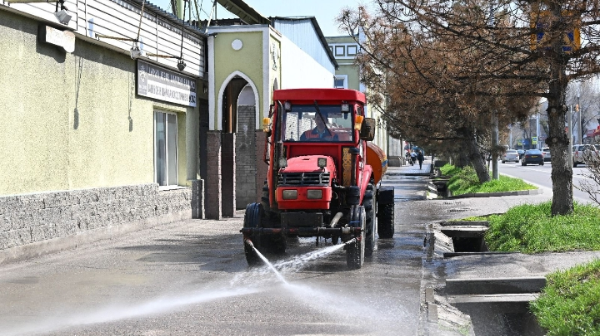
[346,205,366,270]
[364,182,376,257]
[243,203,263,267]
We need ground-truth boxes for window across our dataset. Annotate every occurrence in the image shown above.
[335,45,345,56]
[282,105,353,142]
[155,111,178,187]
[347,45,358,56]
[334,75,347,89]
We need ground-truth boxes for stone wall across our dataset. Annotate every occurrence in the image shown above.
[0,183,195,263]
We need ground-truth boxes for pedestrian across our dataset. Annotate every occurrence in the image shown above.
[406,150,413,165]
[410,151,417,165]
[417,150,424,170]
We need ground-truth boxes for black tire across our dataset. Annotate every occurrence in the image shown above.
[364,182,376,257]
[574,161,578,167]
[377,203,395,239]
[258,183,286,254]
[522,162,526,166]
[540,162,544,166]
[260,181,270,213]
[243,203,263,266]
[346,205,365,270]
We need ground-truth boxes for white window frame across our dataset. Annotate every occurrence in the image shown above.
[154,111,179,189]
[334,75,348,89]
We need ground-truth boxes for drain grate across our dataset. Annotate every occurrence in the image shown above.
[448,208,471,212]
[443,201,462,205]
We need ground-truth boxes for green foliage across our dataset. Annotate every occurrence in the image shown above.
[442,164,536,196]
[530,259,600,335]
[485,202,600,253]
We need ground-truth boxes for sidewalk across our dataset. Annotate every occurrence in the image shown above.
[397,163,600,335]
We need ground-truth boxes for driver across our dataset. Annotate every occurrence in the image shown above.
[300,115,338,141]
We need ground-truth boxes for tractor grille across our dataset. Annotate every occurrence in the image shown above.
[278,172,330,186]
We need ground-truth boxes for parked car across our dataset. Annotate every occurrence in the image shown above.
[522,149,544,166]
[502,149,520,163]
[542,147,551,162]
[573,144,599,167]
[517,149,525,159]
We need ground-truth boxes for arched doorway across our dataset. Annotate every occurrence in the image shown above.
[218,73,260,213]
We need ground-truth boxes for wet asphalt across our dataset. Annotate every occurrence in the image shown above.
[3,158,594,335]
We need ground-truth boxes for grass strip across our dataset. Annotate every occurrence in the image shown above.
[530,259,600,335]
[440,164,537,196]
[485,201,600,253]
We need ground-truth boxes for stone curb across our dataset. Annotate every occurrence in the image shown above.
[448,187,543,199]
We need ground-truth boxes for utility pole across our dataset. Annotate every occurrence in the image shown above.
[568,105,573,162]
[489,0,498,180]
[577,92,581,144]
[536,114,540,149]
[492,110,499,180]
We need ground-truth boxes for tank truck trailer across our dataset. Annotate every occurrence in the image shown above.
[241,88,395,269]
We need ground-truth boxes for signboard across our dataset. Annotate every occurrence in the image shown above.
[532,136,538,145]
[530,10,580,53]
[136,60,197,107]
[38,25,75,53]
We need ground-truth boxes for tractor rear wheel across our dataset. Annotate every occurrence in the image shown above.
[377,188,395,239]
[243,203,263,266]
[346,205,366,270]
[364,182,376,257]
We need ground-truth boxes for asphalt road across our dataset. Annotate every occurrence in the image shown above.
[497,160,596,204]
[0,176,429,336]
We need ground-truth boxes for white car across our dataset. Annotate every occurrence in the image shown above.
[573,144,599,167]
[502,149,520,163]
[542,147,551,162]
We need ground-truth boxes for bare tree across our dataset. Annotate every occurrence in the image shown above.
[576,154,600,205]
[340,0,600,215]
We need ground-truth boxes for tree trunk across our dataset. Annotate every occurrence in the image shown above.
[546,60,574,215]
[466,136,491,183]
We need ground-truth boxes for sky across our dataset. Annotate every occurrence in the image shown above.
[149,0,373,37]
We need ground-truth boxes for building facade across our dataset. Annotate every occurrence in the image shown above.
[204,15,338,216]
[326,34,404,163]
[0,0,207,262]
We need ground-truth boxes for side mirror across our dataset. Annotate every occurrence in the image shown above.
[360,118,376,141]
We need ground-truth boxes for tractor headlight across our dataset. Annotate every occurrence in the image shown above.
[307,190,323,199]
[282,189,298,200]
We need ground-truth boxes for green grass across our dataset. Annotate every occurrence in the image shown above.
[485,201,600,253]
[530,259,600,335]
[440,164,537,196]
[439,163,461,176]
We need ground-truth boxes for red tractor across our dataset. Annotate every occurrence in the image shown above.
[241,88,395,269]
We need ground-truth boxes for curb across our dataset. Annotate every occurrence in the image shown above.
[448,188,543,199]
